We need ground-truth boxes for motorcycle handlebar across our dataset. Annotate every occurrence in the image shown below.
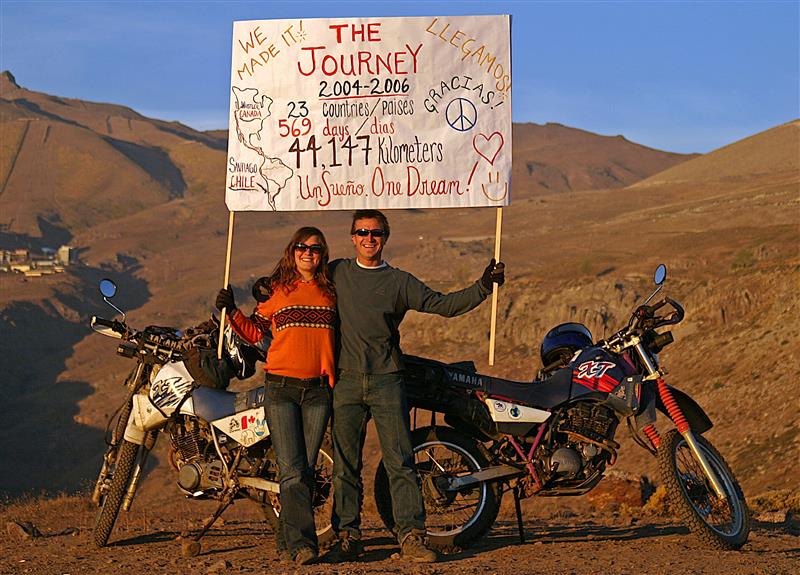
[621,297,685,339]
[658,297,685,326]
[632,298,685,329]
[91,316,127,339]
[91,317,182,363]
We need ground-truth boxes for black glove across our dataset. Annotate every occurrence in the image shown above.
[251,276,273,303]
[480,258,505,290]
[215,285,237,313]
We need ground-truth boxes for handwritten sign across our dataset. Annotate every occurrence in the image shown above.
[225,15,511,211]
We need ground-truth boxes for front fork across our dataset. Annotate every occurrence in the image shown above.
[680,429,726,499]
[122,430,158,511]
[92,363,146,505]
[635,343,727,499]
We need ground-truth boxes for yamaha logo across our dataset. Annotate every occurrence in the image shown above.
[446,370,482,388]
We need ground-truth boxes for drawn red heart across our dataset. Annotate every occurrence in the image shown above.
[473,132,504,165]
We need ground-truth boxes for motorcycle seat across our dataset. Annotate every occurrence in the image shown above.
[482,368,572,410]
[191,385,267,422]
[191,387,239,422]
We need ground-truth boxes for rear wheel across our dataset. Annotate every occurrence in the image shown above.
[93,440,139,547]
[261,435,336,549]
[374,426,501,550]
[658,429,750,550]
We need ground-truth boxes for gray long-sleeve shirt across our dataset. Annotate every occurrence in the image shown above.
[330,258,490,374]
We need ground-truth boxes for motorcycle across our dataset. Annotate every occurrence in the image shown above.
[373,265,750,551]
[89,279,335,556]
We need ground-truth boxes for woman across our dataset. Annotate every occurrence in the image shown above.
[215,226,336,566]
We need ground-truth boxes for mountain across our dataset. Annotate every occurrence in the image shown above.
[0,72,797,504]
[0,71,225,245]
[512,122,695,195]
[631,120,799,187]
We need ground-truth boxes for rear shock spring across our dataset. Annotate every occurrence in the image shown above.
[658,379,689,433]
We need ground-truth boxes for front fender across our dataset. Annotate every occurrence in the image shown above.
[656,385,713,434]
[124,394,168,444]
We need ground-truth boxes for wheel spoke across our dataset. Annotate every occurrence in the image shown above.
[422,448,449,472]
[413,440,487,536]
[673,440,739,535]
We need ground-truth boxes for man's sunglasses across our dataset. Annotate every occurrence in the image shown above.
[294,243,324,254]
[353,228,385,238]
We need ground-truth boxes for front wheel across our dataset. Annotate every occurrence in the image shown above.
[374,426,502,550]
[93,440,139,547]
[658,429,750,550]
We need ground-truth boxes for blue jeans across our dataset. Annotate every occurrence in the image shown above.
[331,370,425,541]
[265,377,331,554]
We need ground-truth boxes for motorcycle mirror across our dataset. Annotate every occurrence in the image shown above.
[99,279,117,299]
[654,264,667,286]
[99,278,126,321]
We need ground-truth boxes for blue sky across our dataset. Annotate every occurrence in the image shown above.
[1,1,797,153]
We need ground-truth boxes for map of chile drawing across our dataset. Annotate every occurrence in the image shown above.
[229,86,293,211]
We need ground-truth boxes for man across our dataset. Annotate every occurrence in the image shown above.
[328,209,505,563]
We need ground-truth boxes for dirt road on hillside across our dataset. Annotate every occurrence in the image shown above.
[2,496,797,575]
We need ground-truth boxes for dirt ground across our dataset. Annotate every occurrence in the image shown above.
[2,494,798,575]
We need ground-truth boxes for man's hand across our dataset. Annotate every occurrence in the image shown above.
[215,285,237,313]
[251,276,273,303]
[481,258,505,290]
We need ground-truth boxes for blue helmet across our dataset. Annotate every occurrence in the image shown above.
[540,322,593,367]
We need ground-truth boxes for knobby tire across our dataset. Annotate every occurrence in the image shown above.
[93,440,139,547]
[658,429,750,550]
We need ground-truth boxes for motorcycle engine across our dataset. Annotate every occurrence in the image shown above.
[542,403,619,485]
[170,417,224,493]
[177,460,224,492]
[549,447,583,477]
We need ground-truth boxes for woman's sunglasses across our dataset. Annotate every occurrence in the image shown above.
[294,243,324,254]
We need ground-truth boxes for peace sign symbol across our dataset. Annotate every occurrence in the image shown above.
[445,98,478,132]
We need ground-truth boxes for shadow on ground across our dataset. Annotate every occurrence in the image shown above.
[0,263,150,495]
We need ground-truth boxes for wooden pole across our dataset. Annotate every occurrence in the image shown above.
[488,207,503,366]
[217,211,236,359]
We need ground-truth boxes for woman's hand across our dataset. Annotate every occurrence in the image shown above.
[215,285,237,312]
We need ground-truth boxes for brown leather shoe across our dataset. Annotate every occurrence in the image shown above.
[326,535,365,562]
[294,547,318,565]
[399,533,437,563]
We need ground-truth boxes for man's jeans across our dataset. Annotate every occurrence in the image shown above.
[265,378,331,554]
[331,370,425,541]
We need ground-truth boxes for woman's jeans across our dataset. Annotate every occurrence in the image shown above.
[265,377,331,554]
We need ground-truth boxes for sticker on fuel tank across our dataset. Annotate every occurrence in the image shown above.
[576,360,616,379]
[573,360,620,392]
[484,398,550,423]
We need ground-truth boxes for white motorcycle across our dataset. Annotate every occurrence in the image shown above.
[89,279,334,556]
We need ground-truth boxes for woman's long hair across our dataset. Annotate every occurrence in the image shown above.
[269,226,336,301]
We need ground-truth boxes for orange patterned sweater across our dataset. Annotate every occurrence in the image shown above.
[228,280,337,386]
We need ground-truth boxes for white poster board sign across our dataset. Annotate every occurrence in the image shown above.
[226,15,511,211]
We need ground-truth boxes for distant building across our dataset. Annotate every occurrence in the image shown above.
[57,245,73,266]
[0,245,72,275]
